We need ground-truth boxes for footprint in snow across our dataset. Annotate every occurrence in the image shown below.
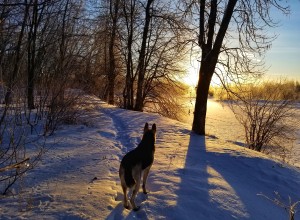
[98,130,116,138]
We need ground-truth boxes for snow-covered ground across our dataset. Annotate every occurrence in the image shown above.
[1,95,300,219]
[184,98,300,167]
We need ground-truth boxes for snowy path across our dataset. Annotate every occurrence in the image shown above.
[1,95,300,220]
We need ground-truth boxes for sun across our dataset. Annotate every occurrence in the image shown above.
[182,61,200,88]
[181,56,228,91]
[182,60,225,88]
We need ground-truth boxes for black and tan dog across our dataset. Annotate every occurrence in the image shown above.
[119,122,156,211]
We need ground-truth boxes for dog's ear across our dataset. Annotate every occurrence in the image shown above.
[144,122,149,133]
[152,123,156,133]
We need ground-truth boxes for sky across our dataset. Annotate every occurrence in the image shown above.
[265,1,300,81]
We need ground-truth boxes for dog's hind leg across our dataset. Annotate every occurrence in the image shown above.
[130,165,142,211]
[121,184,129,209]
[119,166,130,209]
[142,165,151,194]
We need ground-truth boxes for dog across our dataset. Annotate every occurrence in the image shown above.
[119,122,156,211]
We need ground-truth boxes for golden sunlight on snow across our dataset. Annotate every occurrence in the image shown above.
[207,166,249,219]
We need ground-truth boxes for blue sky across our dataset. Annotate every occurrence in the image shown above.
[265,1,300,81]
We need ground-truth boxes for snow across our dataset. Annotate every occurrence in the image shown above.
[1,95,300,219]
[184,98,300,166]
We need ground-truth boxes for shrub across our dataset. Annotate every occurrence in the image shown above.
[228,82,298,161]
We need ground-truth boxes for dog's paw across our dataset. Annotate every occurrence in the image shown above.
[133,206,140,212]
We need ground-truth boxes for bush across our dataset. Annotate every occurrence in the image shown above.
[144,81,188,121]
[44,89,84,135]
[228,82,298,161]
[0,89,45,195]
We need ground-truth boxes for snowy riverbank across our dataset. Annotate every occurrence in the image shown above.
[183,98,300,167]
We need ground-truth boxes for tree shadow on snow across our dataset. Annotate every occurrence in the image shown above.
[104,129,298,219]
[174,133,249,219]
[174,133,295,220]
[172,133,213,219]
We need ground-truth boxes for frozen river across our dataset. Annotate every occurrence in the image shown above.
[182,98,300,167]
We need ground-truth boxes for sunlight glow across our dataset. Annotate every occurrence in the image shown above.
[182,60,199,88]
[182,59,224,88]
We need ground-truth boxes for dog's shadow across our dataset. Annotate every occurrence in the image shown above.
[105,192,149,220]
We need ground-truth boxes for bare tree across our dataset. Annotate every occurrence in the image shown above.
[182,0,290,135]
[134,0,155,111]
[2,1,30,106]
[120,0,138,109]
[0,0,90,194]
[107,0,120,105]
[27,0,49,110]
[117,0,188,111]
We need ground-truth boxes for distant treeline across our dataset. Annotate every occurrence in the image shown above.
[210,80,300,101]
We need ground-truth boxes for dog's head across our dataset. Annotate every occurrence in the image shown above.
[143,122,156,144]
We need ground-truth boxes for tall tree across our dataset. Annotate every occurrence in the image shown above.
[27,0,47,109]
[107,0,120,105]
[134,0,155,111]
[121,0,137,110]
[3,1,30,105]
[185,0,290,135]
[117,0,187,111]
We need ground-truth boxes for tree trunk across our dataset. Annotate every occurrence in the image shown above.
[103,28,109,101]
[192,62,214,135]
[124,27,133,109]
[192,0,237,135]
[4,1,30,105]
[134,0,154,111]
[107,0,120,105]
[123,0,135,110]
[27,0,39,110]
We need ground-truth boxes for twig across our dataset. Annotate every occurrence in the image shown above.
[0,158,30,173]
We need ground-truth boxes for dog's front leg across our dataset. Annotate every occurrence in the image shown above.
[142,165,151,194]
[130,183,141,211]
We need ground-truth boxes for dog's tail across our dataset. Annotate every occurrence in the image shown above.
[124,167,135,187]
